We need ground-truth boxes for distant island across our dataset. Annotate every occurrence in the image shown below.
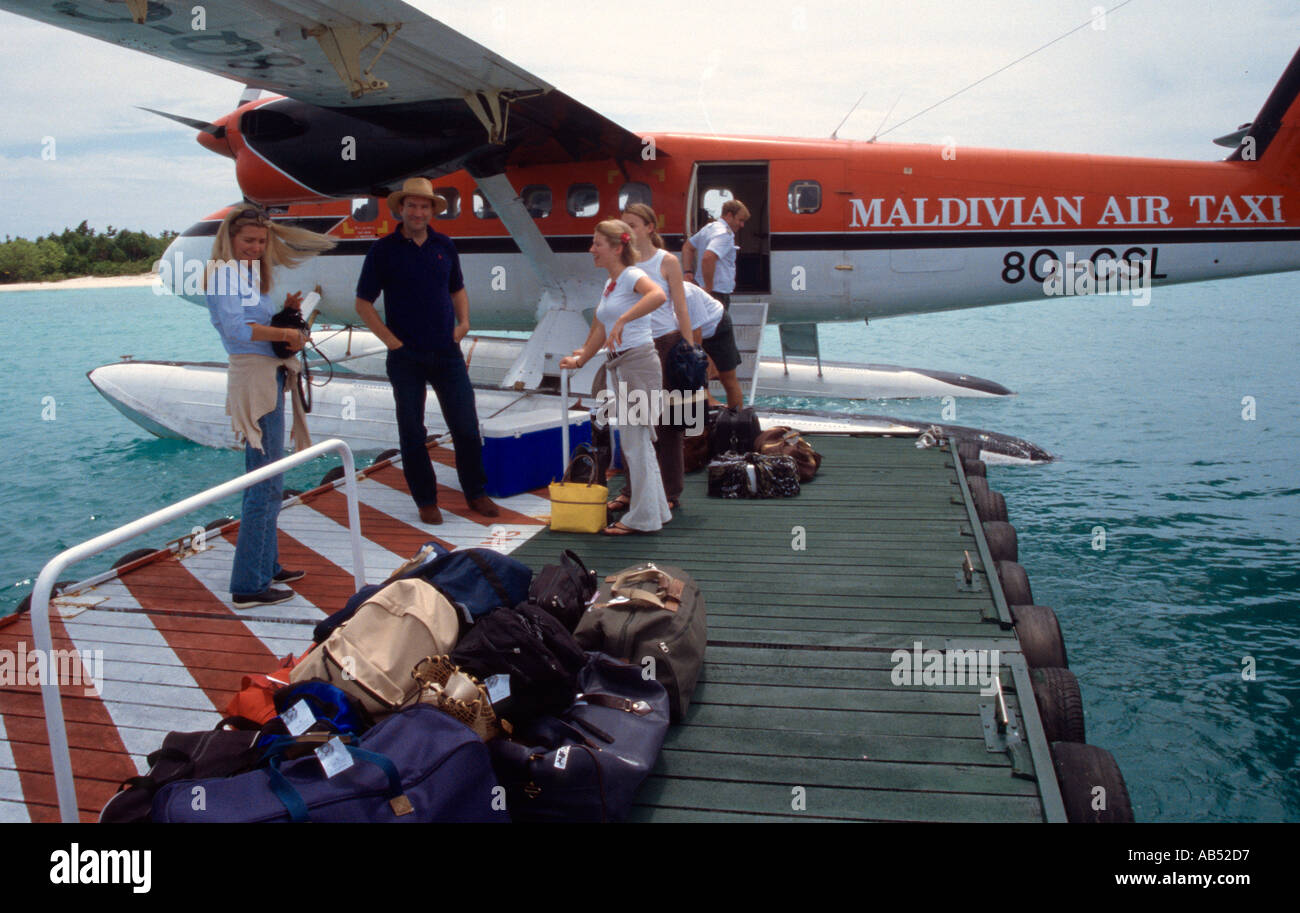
[0,222,177,285]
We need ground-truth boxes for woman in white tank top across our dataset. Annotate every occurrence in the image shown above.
[559,219,672,534]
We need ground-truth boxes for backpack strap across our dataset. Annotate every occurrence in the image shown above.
[465,549,513,608]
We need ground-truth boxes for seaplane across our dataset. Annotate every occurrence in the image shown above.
[6,0,1300,466]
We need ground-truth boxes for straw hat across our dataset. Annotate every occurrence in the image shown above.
[387,177,448,217]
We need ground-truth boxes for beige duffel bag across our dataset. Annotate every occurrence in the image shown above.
[290,578,459,717]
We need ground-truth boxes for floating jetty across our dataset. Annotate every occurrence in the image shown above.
[0,433,1128,822]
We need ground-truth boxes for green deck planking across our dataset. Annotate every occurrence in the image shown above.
[507,434,1048,822]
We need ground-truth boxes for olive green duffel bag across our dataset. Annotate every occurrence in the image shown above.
[573,563,706,723]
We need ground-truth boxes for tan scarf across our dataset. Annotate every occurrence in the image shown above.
[225,353,311,453]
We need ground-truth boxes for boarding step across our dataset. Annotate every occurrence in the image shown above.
[719,300,768,405]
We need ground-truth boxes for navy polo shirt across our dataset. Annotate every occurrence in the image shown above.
[356,223,465,353]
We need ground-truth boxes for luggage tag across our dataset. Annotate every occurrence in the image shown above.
[281,699,317,737]
[484,673,511,706]
[315,736,354,778]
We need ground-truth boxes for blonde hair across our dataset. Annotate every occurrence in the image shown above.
[622,203,664,250]
[594,219,637,267]
[208,203,337,294]
[721,199,751,221]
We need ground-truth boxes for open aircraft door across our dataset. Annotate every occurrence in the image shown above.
[689,162,770,295]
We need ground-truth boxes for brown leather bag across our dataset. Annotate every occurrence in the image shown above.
[753,427,823,482]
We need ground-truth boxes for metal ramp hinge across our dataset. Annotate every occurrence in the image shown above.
[305,22,403,99]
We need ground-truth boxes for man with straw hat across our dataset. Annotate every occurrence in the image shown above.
[355,177,499,524]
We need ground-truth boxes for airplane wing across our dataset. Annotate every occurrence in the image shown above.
[0,0,647,165]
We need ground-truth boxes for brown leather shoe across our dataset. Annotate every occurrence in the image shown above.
[418,504,443,525]
[468,495,500,517]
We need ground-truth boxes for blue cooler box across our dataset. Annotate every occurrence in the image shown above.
[481,408,593,498]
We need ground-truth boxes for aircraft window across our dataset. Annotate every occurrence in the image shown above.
[522,185,552,218]
[436,187,460,219]
[472,191,498,220]
[351,198,379,222]
[788,181,821,214]
[619,182,651,210]
[567,183,600,218]
[701,188,734,220]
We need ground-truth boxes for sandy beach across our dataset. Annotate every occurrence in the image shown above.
[0,272,157,293]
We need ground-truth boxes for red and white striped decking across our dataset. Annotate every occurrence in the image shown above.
[0,444,549,822]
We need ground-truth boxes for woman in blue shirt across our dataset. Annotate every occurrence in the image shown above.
[205,204,335,607]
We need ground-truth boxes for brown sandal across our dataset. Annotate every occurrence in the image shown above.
[601,522,647,536]
[606,494,631,512]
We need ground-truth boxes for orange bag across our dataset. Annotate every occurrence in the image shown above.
[222,645,315,724]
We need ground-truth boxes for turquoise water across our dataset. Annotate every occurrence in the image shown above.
[1,278,1297,821]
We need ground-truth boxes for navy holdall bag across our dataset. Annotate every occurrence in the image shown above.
[151,704,509,823]
[315,545,531,643]
[489,653,669,823]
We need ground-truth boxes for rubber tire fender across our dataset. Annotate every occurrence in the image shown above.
[1032,667,1086,743]
[1011,604,1069,668]
[995,560,1033,606]
[982,521,1018,562]
[1050,742,1135,823]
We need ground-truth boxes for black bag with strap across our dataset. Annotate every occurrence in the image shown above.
[99,717,272,823]
[528,550,598,631]
[709,406,761,458]
[561,443,606,485]
[451,602,588,724]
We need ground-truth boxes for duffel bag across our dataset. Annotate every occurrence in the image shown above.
[528,549,598,630]
[573,563,706,722]
[222,646,314,724]
[488,653,669,822]
[291,578,459,717]
[100,717,268,823]
[709,405,760,459]
[151,704,510,823]
[754,426,823,482]
[451,602,587,724]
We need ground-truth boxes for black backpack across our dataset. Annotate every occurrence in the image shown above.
[450,602,587,724]
[528,550,598,630]
[709,406,761,458]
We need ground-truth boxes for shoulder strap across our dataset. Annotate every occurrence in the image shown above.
[464,550,512,607]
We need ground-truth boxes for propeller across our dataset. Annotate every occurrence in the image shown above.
[137,106,226,138]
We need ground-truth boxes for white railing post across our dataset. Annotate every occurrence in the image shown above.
[28,438,365,822]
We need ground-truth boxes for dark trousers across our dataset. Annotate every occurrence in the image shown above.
[385,346,487,507]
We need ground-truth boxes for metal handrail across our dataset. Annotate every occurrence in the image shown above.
[28,438,366,822]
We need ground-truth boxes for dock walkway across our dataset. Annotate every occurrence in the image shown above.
[1,433,1063,822]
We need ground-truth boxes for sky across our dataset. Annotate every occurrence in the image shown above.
[0,0,1296,238]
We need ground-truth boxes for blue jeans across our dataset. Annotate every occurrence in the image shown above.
[230,367,286,594]
[386,345,487,507]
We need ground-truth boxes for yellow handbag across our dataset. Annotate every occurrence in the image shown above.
[548,480,608,533]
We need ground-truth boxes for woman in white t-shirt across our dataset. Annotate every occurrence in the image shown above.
[605,203,695,512]
[559,219,671,534]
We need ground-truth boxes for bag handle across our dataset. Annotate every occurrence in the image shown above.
[577,692,654,716]
[264,737,411,822]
